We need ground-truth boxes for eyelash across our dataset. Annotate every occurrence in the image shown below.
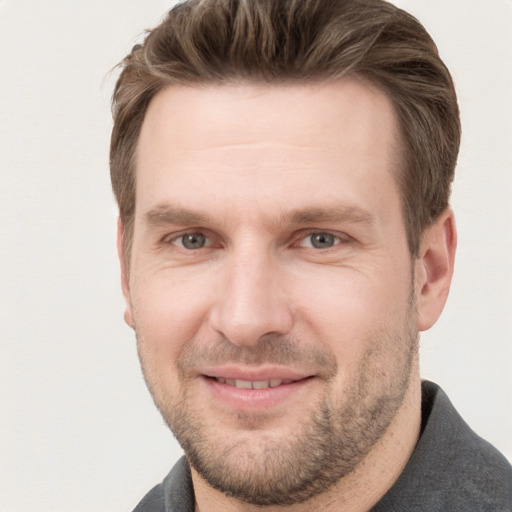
[165,231,214,249]
[297,231,347,249]
[163,230,350,251]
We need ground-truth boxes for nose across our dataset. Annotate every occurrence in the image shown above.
[208,251,294,347]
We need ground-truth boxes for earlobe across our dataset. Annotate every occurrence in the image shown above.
[415,209,457,332]
[117,217,135,329]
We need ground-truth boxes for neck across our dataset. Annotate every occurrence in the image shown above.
[192,370,422,512]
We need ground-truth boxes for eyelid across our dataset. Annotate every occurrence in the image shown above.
[160,228,351,249]
[162,229,214,247]
[175,233,208,249]
[295,230,351,248]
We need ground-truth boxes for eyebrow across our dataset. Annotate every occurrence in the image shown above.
[286,206,375,227]
[144,204,212,227]
[144,202,375,230]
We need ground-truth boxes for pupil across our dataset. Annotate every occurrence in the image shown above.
[183,233,205,249]
[311,233,334,248]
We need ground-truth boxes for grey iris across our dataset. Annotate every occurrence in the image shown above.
[310,233,335,249]
[182,233,206,249]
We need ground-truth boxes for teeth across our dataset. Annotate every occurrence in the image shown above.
[215,377,292,389]
[252,380,271,389]
[235,379,253,389]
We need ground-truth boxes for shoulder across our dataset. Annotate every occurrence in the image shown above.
[132,457,194,512]
[131,484,165,512]
[373,381,512,511]
[426,382,512,509]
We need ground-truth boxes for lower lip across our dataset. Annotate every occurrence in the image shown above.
[202,376,314,412]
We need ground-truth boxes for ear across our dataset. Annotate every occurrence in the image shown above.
[415,208,457,332]
[117,217,135,329]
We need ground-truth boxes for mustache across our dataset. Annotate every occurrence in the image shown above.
[177,334,337,377]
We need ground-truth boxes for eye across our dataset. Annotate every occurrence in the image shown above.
[299,232,341,249]
[172,232,208,250]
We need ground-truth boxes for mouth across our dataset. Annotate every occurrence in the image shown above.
[200,369,315,412]
[211,377,298,389]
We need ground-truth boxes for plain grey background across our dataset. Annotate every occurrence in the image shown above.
[0,0,510,510]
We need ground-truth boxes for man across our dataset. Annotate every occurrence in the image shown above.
[110,0,512,510]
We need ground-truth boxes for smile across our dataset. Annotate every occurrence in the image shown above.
[213,377,296,389]
[202,372,316,412]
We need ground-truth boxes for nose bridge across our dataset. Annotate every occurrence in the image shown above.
[209,242,293,346]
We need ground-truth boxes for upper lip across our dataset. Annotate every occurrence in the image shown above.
[201,365,312,382]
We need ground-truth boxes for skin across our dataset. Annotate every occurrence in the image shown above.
[119,79,456,511]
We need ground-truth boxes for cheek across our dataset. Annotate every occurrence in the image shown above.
[131,271,214,363]
[292,265,412,359]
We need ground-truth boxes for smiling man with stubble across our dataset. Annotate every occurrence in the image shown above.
[109,1,512,510]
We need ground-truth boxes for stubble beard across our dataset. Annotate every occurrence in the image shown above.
[136,301,419,507]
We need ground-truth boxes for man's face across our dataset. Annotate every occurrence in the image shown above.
[123,80,420,506]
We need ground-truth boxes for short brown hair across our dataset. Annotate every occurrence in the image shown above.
[110,0,460,257]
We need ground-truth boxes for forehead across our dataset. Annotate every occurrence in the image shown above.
[135,79,401,224]
[138,78,398,155]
